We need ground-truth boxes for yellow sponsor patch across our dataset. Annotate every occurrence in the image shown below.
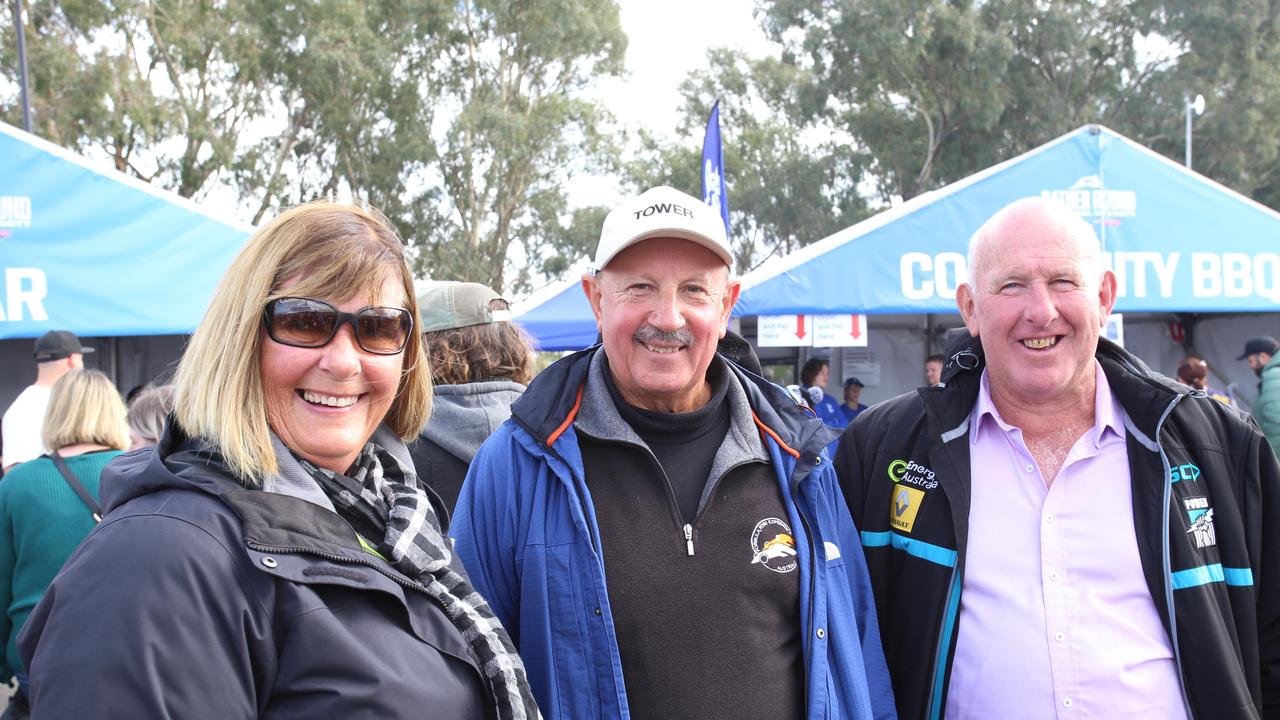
[888,483,925,533]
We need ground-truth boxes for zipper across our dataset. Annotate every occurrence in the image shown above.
[513,413,602,556]
[789,475,820,698]
[245,541,452,615]
[1153,393,1195,720]
[926,569,962,720]
[683,524,694,556]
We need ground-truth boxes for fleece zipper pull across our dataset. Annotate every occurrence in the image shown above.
[683,523,694,556]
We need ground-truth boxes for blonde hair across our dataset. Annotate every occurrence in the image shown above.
[42,369,130,452]
[173,201,432,485]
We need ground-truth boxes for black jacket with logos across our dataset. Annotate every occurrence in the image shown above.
[835,336,1280,720]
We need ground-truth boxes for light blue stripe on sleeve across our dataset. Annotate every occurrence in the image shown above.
[1171,563,1223,589]
[1171,563,1255,589]
[861,530,958,568]
[1223,566,1255,586]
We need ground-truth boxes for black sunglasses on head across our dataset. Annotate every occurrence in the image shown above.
[263,297,413,355]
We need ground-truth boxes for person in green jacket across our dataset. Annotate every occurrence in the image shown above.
[0,368,129,719]
[1239,336,1280,455]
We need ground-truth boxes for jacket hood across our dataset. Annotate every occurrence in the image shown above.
[420,380,525,463]
[510,345,837,461]
[933,332,1192,440]
[100,421,242,515]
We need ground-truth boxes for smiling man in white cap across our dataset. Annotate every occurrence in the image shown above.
[450,185,893,720]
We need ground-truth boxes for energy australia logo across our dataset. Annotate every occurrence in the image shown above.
[0,196,33,230]
[888,458,938,489]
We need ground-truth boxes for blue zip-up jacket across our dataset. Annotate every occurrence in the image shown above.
[450,347,895,720]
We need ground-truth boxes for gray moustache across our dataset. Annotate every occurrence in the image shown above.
[633,325,694,346]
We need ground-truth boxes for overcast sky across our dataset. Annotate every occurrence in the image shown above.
[572,0,775,206]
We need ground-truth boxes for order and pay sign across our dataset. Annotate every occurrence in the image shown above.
[757,314,868,347]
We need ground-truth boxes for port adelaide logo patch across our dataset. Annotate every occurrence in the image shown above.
[750,517,798,574]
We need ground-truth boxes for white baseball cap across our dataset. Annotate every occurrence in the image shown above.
[593,186,732,271]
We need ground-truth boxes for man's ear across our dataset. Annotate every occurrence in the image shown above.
[957,283,980,337]
[582,273,605,332]
[720,279,741,339]
[1097,270,1118,326]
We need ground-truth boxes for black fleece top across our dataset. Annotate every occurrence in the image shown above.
[601,357,731,524]
[581,360,804,720]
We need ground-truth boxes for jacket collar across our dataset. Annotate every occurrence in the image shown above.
[574,349,771,473]
[511,345,838,464]
[102,421,405,561]
[928,333,1190,444]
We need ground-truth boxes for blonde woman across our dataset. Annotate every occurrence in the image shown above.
[0,368,129,719]
[18,203,539,719]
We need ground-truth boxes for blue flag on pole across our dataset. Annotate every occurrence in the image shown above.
[701,101,730,237]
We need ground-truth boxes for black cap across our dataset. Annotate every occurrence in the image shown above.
[1237,336,1280,361]
[844,377,864,388]
[33,330,94,362]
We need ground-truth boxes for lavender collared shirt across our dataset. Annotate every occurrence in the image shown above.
[944,362,1187,719]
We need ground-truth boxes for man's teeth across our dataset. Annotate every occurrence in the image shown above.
[1023,337,1057,349]
[643,343,681,354]
[303,391,358,407]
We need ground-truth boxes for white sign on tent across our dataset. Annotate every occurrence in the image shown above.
[758,314,813,347]
[813,314,868,347]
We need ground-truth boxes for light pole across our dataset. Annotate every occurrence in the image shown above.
[12,0,32,132]
[1185,93,1205,170]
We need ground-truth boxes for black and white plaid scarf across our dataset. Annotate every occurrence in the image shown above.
[299,443,540,720]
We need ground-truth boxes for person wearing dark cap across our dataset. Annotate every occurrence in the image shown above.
[1239,335,1280,454]
[834,377,868,428]
[1,331,95,470]
[409,281,535,518]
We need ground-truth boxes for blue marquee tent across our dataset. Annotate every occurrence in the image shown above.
[515,125,1280,350]
[0,121,252,340]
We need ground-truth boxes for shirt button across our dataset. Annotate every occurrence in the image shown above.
[816,628,826,639]
[1063,697,1074,708]
[1049,571,1059,581]
[1025,464,1035,473]
[1046,513,1055,523]
[1055,632,1065,642]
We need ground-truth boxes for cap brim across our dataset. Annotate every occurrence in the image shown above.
[597,228,732,270]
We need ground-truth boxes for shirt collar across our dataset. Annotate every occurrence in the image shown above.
[972,360,1126,448]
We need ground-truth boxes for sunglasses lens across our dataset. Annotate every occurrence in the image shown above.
[356,309,410,353]
[268,299,337,347]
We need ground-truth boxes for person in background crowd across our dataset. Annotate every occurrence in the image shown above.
[0,369,129,720]
[409,281,535,518]
[924,354,945,387]
[1240,336,1280,455]
[837,197,1280,719]
[834,377,869,428]
[1175,355,1231,405]
[1,331,95,470]
[125,384,176,450]
[800,356,843,425]
[451,185,893,720]
[17,202,538,719]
